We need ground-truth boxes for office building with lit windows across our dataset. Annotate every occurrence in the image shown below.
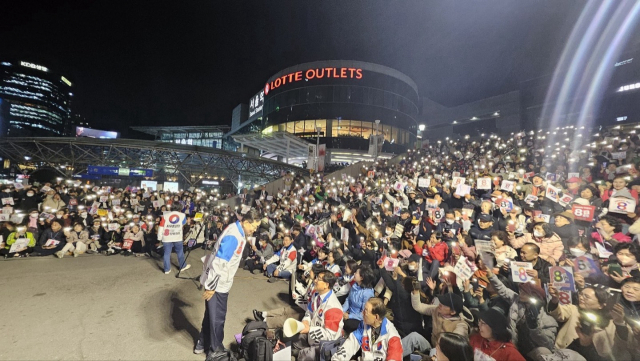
[131,125,229,149]
[0,60,72,137]
[228,60,421,165]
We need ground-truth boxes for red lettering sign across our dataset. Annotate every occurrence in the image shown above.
[572,204,595,222]
[264,67,363,95]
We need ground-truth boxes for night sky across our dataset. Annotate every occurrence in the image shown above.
[1,1,585,135]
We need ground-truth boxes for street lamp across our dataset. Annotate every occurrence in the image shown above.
[374,120,380,162]
[316,126,321,173]
[416,124,426,150]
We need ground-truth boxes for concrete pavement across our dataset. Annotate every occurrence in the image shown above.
[0,249,290,360]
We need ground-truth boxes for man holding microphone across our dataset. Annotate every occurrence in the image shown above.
[196,209,260,359]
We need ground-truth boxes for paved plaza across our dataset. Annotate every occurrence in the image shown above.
[0,249,290,360]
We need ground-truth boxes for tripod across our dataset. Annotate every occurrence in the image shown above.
[175,222,209,284]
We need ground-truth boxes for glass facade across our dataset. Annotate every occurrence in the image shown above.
[0,61,71,136]
[262,119,411,145]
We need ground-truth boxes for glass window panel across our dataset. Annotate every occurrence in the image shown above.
[316,119,326,136]
[286,121,294,134]
[391,127,398,144]
[349,120,362,137]
[361,121,373,139]
[337,120,350,136]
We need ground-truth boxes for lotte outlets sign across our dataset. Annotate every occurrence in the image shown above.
[264,67,363,95]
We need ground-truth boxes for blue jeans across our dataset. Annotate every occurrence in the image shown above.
[266,264,292,279]
[163,241,186,272]
[402,332,431,357]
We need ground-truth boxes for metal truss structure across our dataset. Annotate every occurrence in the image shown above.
[0,137,299,186]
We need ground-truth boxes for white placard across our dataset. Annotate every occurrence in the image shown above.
[558,194,573,207]
[511,261,534,283]
[393,181,405,191]
[394,223,404,238]
[500,180,515,192]
[0,214,8,222]
[452,177,465,187]
[545,185,560,202]
[384,257,400,272]
[455,184,471,196]
[525,194,538,204]
[539,214,551,223]
[418,177,430,188]
[14,183,24,190]
[476,177,492,190]
[1,198,14,205]
[567,172,579,179]
[609,197,636,214]
[45,239,60,247]
[107,223,119,231]
[340,227,349,242]
[612,151,627,160]
[9,238,30,253]
[453,257,474,280]
[475,240,495,254]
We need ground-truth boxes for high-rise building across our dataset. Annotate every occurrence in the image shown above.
[0,60,72,137]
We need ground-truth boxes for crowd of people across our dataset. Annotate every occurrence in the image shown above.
[4,123,640,360]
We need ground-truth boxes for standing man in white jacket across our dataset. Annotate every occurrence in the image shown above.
[196,209,260,359]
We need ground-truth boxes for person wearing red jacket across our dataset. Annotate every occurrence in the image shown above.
[413,231,448,264]
[470,309,525,361]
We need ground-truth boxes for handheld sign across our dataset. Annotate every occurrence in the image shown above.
[524,194,538,204]
[510,261,534,283]
[455,184,471,196]
[452,177,465,187]
[545,185,560,202]
[549,266,576,292]
[475,240,495,254]
[572,204,595,222]
[477,178,492,190]
[558,194,573,207]
[500,180,515,192]
[384,257,400,272]
[453,257,474,280]
[418,177,430,188]
[573,256,598,276]
[609,197,636,214]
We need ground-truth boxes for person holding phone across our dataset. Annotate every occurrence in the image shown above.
[546,284,615,359]
[604,243,640,286]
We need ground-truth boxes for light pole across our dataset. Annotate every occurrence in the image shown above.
[374,119,380,162]
[316,126,321,172]
[417,124,425,150]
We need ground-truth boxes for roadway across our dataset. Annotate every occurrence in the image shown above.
[0,249,290,360]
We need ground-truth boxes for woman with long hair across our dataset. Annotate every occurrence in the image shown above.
[435,332,473,361]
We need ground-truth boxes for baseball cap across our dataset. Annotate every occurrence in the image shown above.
[478,214,493,222]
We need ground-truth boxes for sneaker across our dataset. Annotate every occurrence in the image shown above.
[193,340,205,355]
[253,309,264,321]
[55,251,64,259]
[268,277,278,283]
[164,270,171,275]
[73,251,79,258]
[180,264,191,272]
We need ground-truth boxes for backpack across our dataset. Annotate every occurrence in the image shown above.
[240,321,272,361]
[247,336,273,361]
[206,349,238,361]
[318,337,346,361]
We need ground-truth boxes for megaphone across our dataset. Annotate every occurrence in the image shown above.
[283,318,305,338]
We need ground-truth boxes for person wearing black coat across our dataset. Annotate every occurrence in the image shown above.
[18,189,41,212]
[469,214,496,240]
[379,266,425,337]
[34,220,67,256]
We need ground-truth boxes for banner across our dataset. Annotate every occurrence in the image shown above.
[609,197,636,214]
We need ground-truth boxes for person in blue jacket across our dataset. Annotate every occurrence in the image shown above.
[342,265,376,334]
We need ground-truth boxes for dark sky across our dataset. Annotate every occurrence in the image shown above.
[1,1,585,134]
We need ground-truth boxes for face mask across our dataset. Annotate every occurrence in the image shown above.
[416,199,422,204]
[533,230,543,238]
[30,213,38,218]
[446,219,454,225]
[569,248,586,257]
[618,254,637,267]
[81,213,87,218]
[27,192,34,197]
[385,229,392,236]
[408,265,417,271]
[491,197,497,202]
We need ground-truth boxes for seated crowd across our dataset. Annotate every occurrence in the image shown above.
[4,124,640,360]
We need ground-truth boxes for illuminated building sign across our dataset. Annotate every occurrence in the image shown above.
[249,89,264,119]
[202,180,220,185]
[20,61,48,72]
[264,67,363,95]
[61,76,72,86]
